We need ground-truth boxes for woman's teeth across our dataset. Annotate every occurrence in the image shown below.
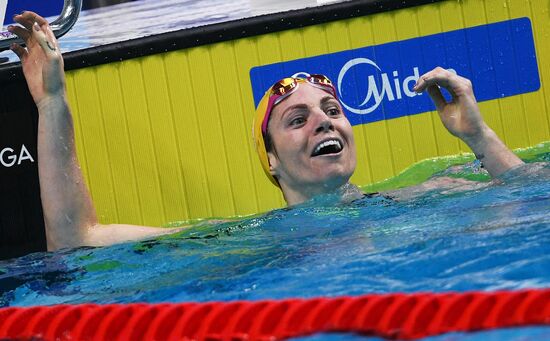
[312,139,342,156]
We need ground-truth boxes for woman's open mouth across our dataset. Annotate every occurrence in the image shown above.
[311,138,343,157]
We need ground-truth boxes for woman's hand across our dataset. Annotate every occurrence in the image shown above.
[8,11,65,107]
[413,67,488,146]
[414,67,523,177]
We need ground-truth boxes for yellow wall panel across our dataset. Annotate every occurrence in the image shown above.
[209,42,261,215]
[301,25,329,56]
[256,35,283,66]
[64,0,550,226]
[95,64,142,224]
[164,50,216,219]
[324,20,351,52]
[70,68,119,223]
[521,0,550,143]
[356,121,395,183]
[187,46,236,218]
[141,55,190,222]
[278,29,306,61]
[117,60,165,225]
[233,38,285,212]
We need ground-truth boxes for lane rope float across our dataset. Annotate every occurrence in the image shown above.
[0,289,549,340]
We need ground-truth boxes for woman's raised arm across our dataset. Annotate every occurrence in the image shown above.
[414,67,524,178]
[9,12,182,250]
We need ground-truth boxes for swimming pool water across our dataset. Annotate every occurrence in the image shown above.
[293,326,550,340]
[0,152,549,340]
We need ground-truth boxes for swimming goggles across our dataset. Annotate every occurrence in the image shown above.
[259,74,338,135]
[253,74,339,187]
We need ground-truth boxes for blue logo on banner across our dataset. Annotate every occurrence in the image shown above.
[250,18,540,126]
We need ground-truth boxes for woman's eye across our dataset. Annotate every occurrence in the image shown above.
[290,117,305,126]
[326,108,340,116]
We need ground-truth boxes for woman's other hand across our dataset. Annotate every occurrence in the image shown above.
[8,11,65,107]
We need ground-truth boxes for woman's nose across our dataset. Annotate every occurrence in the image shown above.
[315,118,334,134]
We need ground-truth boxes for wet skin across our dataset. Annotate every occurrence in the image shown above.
[267,83,357,205]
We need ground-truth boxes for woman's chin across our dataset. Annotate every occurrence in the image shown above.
[315,170,353,190]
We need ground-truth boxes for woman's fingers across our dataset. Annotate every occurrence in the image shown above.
[41,23,60,51]
[26,11,49,26]
[426,85,447,113]
[414,67,455,94]
[7,25,31,43]
[11,11,57,50]
[13,11,48,30]
[414,66,474,101]
[31,22,59,58]
[10,43,28,61]
[13,14,33,30]
[8,11,63,75]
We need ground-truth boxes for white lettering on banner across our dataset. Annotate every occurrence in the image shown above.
[0,144,35,168]
[336,58,422,115]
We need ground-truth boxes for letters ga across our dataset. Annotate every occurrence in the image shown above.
[0,144,35,168]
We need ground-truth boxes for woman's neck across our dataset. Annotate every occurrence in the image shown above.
[282,182,363,206]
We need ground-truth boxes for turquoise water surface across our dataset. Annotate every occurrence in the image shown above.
[0,152,549,340]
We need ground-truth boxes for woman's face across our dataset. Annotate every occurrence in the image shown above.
[267,83,356,202]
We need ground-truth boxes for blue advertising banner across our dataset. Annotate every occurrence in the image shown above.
[250,18,540,126]
[3,0,64,26]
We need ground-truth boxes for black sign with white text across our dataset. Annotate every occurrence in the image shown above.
[0,78,46,260]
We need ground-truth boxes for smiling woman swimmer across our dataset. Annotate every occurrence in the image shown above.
[10,12,524,250]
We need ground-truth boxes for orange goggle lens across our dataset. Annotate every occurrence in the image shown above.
[262,74,337,133]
